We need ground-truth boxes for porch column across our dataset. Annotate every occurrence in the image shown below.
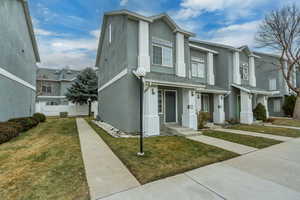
[240,91,253,124]
[182,89,197,130]
[257,95,269,119]
[143,86,160,136]
[233,51,241,85]
[138,20,150,72]
[249,56,256,87]
[213,94,225,124]
[176,32,186,77]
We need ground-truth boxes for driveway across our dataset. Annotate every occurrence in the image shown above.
[100,138,300,200]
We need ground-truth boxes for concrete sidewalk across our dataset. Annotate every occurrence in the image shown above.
[264,124,300,130]
[101,138,300,200]
[188,135,257,155]
[215,128,292,142]
[76,118,140,200]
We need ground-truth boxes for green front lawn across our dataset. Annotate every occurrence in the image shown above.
[86,119,238,184]
[271,118,300,127]
[203,130,282,149]
[0,118,89,200]
[229,124,300,138]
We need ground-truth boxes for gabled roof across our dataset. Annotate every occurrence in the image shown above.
[95,10,195,67]
[19,0,40,62]
[190,39,239,51]
[238,45,261,58]
[232,84,280,96]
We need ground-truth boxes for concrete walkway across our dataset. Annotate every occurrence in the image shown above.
[76,118,140,200]
[215,128,293,142]
[188,135,257,155]
[264,123,300,130]
[101,138,300,200]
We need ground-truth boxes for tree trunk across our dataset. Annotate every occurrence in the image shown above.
[293,95,300,119]
[88,102,92,117]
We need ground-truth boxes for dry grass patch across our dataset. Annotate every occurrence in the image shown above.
[0,118,89,200]
[86,119,238,184]
[229,124,300,138]
[271,118,300,127]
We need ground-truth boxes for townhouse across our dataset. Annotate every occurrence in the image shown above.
[95,10,287,136]
[0,0,40,121]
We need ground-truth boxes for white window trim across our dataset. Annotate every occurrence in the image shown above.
[240,63,249,81]
[158,89,164,114]
[269,78,277,90]
[152,44,173,68]
[191,57,205,78]
[164,90,178,123]
[273,99,281,112]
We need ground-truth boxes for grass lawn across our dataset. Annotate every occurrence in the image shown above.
[203,130,282,149]
[0,118,89,200]
[86,119,238,184]
[229,124,300,138]
[271,118,300,127]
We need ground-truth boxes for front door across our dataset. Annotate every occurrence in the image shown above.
[165,91,176,123]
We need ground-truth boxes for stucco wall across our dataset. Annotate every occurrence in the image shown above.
[0,0,37,121]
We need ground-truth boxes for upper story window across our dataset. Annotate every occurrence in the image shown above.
[240,63,249,80]
[152,37,173,67]
[269,78,277,90]
[42,85,52,94]
[108,23,112,44]
[191,57,205,78]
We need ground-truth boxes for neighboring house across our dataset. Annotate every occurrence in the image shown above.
[0,0,40,122]
[96,10,229,136]
[254,52,297,117]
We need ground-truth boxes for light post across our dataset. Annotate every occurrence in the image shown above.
[87,97,92,117]
[134,67,146,156]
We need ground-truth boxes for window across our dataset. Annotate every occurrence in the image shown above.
[152,38,173,67]
[240,63,249,80]
[46,101,59,106]
[269,78,277,90]
[108,23,112,44]
[273,99,281,112]
[42,85,52,94]
[158,90,163,114]
[201,95,210,112]
[191,57,205,78]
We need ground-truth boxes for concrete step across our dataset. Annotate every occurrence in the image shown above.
[164,124,200,137]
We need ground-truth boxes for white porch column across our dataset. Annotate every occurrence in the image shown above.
[182,89,197,130]
[143,86,160,136]
[213,94,225,124]
[207,52,215,85]
[176,32,186,77]
[138,20,150,72]
[257,95,269,119]
[240,91,253,124]
[249,56,256,87]
[233,51,241,85]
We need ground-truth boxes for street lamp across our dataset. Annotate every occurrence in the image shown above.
[133,67,146,156]
[87,97,92,117]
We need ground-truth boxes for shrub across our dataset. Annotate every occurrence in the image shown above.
[60,112,68,118]
[0,123,20,144]
[8,117,39,132]
[198,112,211,129]
[33,113,46,123]
[253,103,267,121]
[0,122,23,132]
[265,118,275,123]
[282,95,296,117]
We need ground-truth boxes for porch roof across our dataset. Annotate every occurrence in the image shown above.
[231,84,280,96]
[197,85,230,94]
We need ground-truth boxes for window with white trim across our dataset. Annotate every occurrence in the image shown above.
[273,99,281,112]
[152,38,173,67]
[269,78,277,90]
[201,94,210,112]
[108,23,112,44]
[158,90,163,114]
[191,57,205,78]
[240,63,249,80]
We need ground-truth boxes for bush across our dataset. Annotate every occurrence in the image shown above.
[33,113,46,123]
[265,118,275,123]
[60,112,68,118]
[0,123,20,144]
[253,103,267,121]
[8,117,39,132]
[198,112,211,129]
[282,95,296,117]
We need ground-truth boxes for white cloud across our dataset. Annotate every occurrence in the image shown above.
[120,0,128,6]
[208,20,261,47]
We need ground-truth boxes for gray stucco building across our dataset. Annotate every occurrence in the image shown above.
[0,0,40,122]
[95,10,290,136]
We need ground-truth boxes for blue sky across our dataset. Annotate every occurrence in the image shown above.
[29,0,299,69]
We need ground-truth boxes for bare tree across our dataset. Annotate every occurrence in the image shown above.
[256,4,300,119]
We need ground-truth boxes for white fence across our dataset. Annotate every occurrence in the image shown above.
[36,101,98,118]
